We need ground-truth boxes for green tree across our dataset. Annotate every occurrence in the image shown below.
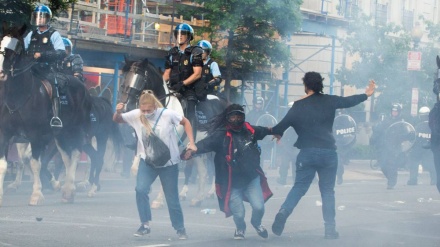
[1,0,75,26]
[183,0,302,101]
[336,14,439,120]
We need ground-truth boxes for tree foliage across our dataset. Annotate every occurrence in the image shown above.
[0,0,75,27]
[336,14,439,119]
[183,0,303,101]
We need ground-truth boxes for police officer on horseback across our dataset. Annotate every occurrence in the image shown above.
[163,23,203,133]
[59,37,85,83]
[197,40,222,98]
[24,4,65,128]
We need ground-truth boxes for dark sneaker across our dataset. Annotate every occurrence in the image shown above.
[133,225,150,237]
[177,228,188,240]
[234,229,245,240]
[254,225,268,239]
[272,209,288,236]
[324,228,339,239]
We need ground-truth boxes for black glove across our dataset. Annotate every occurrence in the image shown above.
[171,81,184,92]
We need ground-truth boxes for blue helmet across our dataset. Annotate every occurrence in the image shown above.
[197,40,212,55]
[174,23,194,44]
[62,38,73,53]
[31,5,52,27]
[62,38,72,48]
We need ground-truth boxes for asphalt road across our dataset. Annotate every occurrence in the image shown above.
[1,160,439,247]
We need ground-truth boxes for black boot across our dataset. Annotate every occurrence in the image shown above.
[272,208,289,236]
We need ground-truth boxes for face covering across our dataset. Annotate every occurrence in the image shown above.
[227,112,245,131]
[144,109,157,119]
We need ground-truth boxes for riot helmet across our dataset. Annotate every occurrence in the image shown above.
[419,106,430,121]
[31,5,52,27]
[255,96,264,106]
[197,40,212,56]
[174,24,194,45]
[391,103,402,118]
[62,38,72,54]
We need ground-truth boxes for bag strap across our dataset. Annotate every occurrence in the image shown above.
[152,108,166,131]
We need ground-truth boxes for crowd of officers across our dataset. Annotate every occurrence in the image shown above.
[19,3,440,241]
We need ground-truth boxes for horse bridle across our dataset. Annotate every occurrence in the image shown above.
[129,63,175,108]
[0,35,35,77]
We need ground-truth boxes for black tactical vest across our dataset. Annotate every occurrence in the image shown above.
[202,59,214,84]
[168,46,201,88]
[27,28,55,56]
[60,54,84,75]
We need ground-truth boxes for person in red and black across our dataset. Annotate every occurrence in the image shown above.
[181,104,277,240]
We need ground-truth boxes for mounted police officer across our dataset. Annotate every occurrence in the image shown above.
[197,40,222,98]
[24,4,65,128]
[59,37,85,83]
[407,106,437,185]
[163,23,203,133]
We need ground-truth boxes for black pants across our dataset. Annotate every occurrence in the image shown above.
[431,145,440,193]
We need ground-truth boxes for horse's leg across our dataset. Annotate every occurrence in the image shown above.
[28,142,45,206]
[77,143,93,192]
[7,143,29,191]
[56,140,80,203]
[103,139,116,173]
[39,142,60,191]
[0,156,7,206]
[179,160,191,201]
[190,155,207,207]
[151,185,165,209]
[87,135,107,198]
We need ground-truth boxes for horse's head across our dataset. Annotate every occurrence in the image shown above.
[0,22,27,81]
[120,57,165,111]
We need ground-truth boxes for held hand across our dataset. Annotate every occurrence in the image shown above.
[34,52,41,60]
[365,80,376,97]
[180,149,194,160]
[272,134,282,144]
[186,142,198,152]
[116,103,125,113]
[171,81,184,92]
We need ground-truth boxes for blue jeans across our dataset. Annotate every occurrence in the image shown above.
[136,158,184,230]
[281,148,338,228]
[229,176,265,231]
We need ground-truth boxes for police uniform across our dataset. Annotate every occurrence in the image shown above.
[201,58,222,97]
[165,45,203,131]
[60,53,85,82]
[24,27,65,74]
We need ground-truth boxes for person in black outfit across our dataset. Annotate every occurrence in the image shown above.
[270,72,375,239]
[429,79,440,193]
[407,106,436,186]
[370,103,405,189]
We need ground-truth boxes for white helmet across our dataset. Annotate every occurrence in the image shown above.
[419,106,430,115]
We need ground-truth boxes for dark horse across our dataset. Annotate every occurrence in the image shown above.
[120,57,226,207]
[38,96,123,197]
[0,23,92,205]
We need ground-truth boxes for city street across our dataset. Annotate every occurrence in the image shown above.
[1,160,439,247]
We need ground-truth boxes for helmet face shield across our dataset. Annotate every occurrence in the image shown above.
[174,30,190,45]
[31,12,49,26]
